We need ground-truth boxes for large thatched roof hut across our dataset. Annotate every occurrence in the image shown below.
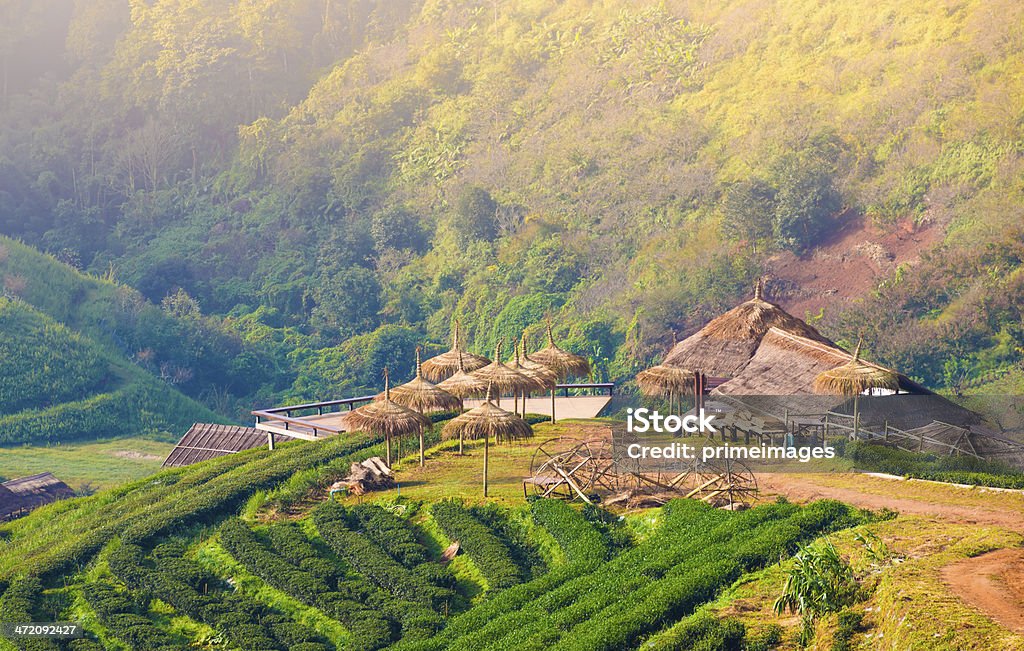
[663,280,835,378]
[712,328,923,397]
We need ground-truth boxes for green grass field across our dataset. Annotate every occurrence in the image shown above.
[0,437,172,490]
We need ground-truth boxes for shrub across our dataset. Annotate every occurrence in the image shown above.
[774,538,859,645]
[431,500,522,590]
[347,504,429,567]
[530,499,608,568]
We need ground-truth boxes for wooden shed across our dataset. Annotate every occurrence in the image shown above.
[0,472,75,521]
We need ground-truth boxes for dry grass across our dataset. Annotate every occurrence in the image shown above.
[442,401,534,443]
[636,364,694,397]
[665,294,836,377]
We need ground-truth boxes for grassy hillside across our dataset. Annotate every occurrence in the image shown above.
[0,239,227,446]
[0,425,873,651]
[0,298,110,415]
[0,437,172,491]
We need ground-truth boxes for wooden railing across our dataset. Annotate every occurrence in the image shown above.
[253,384,615,436]
[252,395,375,437]
[557,382,615,397]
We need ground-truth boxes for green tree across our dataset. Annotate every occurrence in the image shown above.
[452,186,497,244]
[770,154,841,253]
[722,178,776,249]
[371,205,426,252]
[312,266,381,338]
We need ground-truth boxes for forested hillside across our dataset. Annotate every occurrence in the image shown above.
[3,0,1024,416]
[0,239,224,443]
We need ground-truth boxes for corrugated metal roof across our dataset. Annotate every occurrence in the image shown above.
[163,423,294,467]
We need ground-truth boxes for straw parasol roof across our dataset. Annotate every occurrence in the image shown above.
[509,341,556,391]
[663,279,836,378]
[441,390,534,444]
[421,321,491,383]
[379,347,463,413]
[812,342,900,396]
[471,339,535,393]
[636,365,695,398]
[348,369,432,441]
[518,333,558,389]
[529,322,590,380]
[437,351,489,399]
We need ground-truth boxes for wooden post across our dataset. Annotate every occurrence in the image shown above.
[483,433,489,497]
[550,388,556,423]
[419,428,425,468]
[386,435,392,467]
[853,395,860,440]
[267,432,275,451]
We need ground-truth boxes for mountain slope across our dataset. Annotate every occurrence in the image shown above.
[1,0,1023,393]
[0,238,226,445]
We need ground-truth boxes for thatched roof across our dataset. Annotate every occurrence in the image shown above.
[663,280,836,377]
[437,351,489,398]
[472,339,535,392]
[421,321,491,383]
[378,348,462,413]
[713,328,922,397]
[441,396,534,444]
[636,365,694,397]
[348,369,432,439]
[530,323,590,379]
[509,342,556,391]
[813,342,900,396]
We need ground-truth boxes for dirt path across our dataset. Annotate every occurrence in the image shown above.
[757,473,1024,532]
[942,548,1024,634]
[759,473,1024,637]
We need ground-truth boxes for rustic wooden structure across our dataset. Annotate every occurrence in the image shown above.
[164,423,295,467]
[0,473,75,522]
[524,433,760,508]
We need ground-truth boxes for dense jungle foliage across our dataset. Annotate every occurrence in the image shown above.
[3,0,1024,430]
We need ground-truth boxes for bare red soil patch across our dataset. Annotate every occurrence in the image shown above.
[766,212,942,319]
[942,548,1024,634]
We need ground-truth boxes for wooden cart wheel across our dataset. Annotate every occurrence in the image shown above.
[529,438,598,500]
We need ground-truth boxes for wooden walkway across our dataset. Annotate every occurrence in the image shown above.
[255,395,612,441]
[463,395,612,419]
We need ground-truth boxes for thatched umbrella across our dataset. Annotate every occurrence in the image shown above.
[348,368,431,467]
[441,385,534,497]
[813,342,900,437]
[437,351,489,454]
[381,347,462,467]
[636,365,695,415]
[471,339,534,408]
[528,322,591,423]
[509,339,556,418]
[421,320,491,383]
